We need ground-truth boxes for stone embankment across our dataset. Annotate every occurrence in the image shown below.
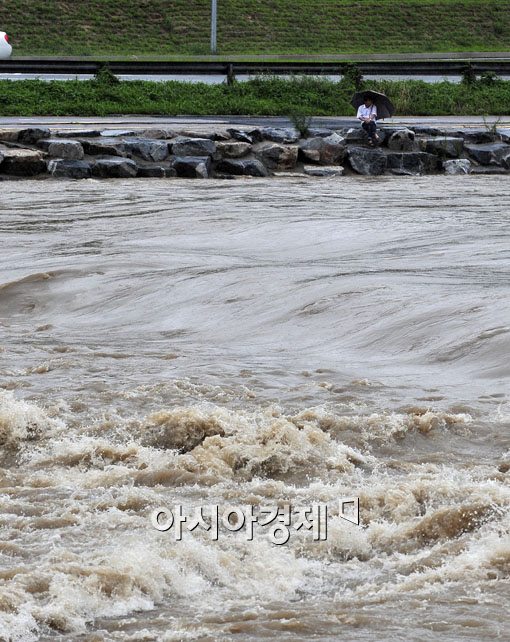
[0,124,509,180]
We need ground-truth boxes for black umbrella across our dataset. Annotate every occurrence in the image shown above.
[350,90,395,119]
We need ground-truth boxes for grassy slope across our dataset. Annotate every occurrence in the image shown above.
[0,1,509,56]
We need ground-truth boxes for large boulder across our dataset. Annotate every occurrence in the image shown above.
[216,141,252,158]
[255,142,299,170]
[137,164,176,178]
[100,130,136,138]
[259,127,300,144]
[461,129,500,144]
[304,165,345,177]
[386,151,439,175]
[141,128,175,139]
[464,143,510,166]
[216,158,268,177]
[298,133,346,165]
[343,127,368,144]
[307,128,335,138]
[55,129,101,138]
[387,129,417,151]
[443,159,471,175]
[0,129,23,142]
[170,136,217,159]
[48,159,92,179]
[177,129,230,141]
[18,128,51,145]
[421,137,464,158]
[91,157,138,178]
[226,128,256,144]
[38,139,85,161]
[0,148,47,176]
[171,156,211,178]
[80,138,127,157]
[347,147,386,175]
[123,138,170,162]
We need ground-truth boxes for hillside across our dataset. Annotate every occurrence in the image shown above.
[0,1,509,57]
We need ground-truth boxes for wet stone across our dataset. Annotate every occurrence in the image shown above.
[91,157,138,178]
[170,137,217,159]
[443,159,472,175]
[48,159,92,179]
[0,148,47,176]
[38,139,85,161]
[255,142,299,171]
[171,156,211,178]
[348,146,386,175]
[216,158,268,177]
[386,151,440,175]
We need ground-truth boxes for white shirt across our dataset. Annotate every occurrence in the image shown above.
[357,104,377,121]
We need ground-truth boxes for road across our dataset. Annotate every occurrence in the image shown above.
[1,115,509,132]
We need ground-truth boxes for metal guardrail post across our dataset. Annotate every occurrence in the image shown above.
[211,0,218,55]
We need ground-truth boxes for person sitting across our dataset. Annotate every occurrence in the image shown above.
[357,95,380,146]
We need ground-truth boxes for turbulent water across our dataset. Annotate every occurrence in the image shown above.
[0,176,509,642]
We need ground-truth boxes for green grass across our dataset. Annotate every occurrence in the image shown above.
[0,1,509,57]
[0,76,509,117]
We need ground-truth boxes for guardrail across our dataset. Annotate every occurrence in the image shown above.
[0,59,509,75]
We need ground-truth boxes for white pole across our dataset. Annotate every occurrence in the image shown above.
[211,0,217,55]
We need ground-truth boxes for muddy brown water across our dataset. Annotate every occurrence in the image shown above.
[0,176,509,641]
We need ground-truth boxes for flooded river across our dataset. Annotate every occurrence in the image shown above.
[0,176,509,641]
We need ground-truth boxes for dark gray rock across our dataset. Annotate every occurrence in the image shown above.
[498,129,510,144]
[216,141,252,158]
[123,138,170,162]
[386,152,439,175]
[38,139,85,161]
[178,129,230,141]
[226,128,255,144]
[170,136,217,159]
[0,148,47,176]
[100,130,136,138]
[91,157,138,178]
[304,165,345,177]
[215,158,268,177]
[307,128,334,138]
[18,128,51,144]
[0,128,24,142]
[461,129,501,144]
[141,128,175,139]
[48,159,92,179]
[464,143,510,166]
[421,137,464,158]
[138,164,177,178]
[443,159,471,175]
[387,129,416,152]
[347,147,386,175]
[171,156,211,178]
[255,142,299,170]
[259,127,300,144]
[298,133,346,165]
[470,166,509,175]
[80,138,127,157]
[344,127,368,144]
[55,130,101,138]
[409,126,444,136]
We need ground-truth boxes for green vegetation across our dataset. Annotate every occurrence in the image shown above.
[0,1,509,57]
[0,76,509,117]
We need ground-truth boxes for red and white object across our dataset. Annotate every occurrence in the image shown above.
[0,32,12,59]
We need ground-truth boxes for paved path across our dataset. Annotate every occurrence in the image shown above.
[1,115,509,131]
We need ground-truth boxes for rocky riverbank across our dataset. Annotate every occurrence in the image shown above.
[0,123,509,180]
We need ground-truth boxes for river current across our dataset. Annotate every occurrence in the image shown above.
[0,176,509,641]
